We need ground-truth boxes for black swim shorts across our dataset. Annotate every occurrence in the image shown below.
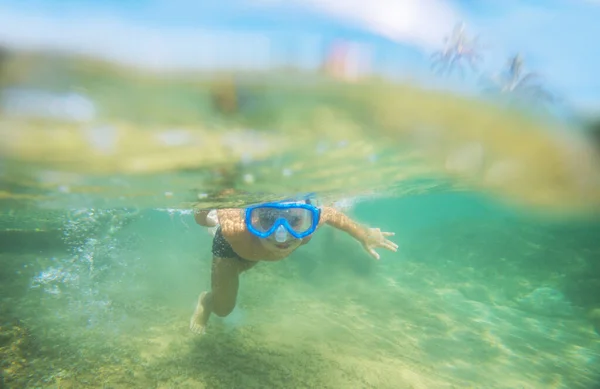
[212,227,248,262]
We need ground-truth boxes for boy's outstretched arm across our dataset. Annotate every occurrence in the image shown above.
[319,206,398,260]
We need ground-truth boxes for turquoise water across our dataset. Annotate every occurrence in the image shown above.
[1,55,600,389]
[2,191,600,388]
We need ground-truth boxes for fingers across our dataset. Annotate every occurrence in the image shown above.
[365,229,398,259]
[383,242,398,252]
[384,239,399,250]
[368,248,380,260]
[369,240,398,254]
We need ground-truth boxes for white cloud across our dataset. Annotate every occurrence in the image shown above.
[0,0,460,71]
[251,0,461,51]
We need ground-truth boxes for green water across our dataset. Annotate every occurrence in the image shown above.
[1,54,600,389]
[1,193,599,388]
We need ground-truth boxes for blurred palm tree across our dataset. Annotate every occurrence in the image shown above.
[431,22,485,76]
[586,116,600,152]
[482,54,556,105]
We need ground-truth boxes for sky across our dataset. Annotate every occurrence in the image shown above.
[0,0,599,113]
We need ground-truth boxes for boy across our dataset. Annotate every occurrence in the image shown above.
[190,199,397,334]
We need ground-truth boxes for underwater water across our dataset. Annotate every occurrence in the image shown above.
[1,56,600,389]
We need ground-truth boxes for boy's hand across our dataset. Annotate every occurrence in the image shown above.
[362,228,398,260]
[194,209,219,227]
[206,210,219,227]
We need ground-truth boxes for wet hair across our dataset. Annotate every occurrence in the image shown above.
[274,196,313,205]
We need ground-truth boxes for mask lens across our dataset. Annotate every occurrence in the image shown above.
[285,208,312,233]
[249,208,276,232]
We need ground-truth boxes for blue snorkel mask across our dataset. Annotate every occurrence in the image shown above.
[245,201,321,242]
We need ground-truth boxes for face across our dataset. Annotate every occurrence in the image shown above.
[251,203,314,253]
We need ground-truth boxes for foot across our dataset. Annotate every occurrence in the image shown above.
[190,292,210,335]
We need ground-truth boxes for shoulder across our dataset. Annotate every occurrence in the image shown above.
[217,208,249,239]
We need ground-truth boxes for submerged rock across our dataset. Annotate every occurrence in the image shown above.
[517,287,574,318]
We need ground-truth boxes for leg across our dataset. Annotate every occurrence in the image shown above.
[190,256,256,334]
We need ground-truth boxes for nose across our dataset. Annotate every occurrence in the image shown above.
[274,225,288,243]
